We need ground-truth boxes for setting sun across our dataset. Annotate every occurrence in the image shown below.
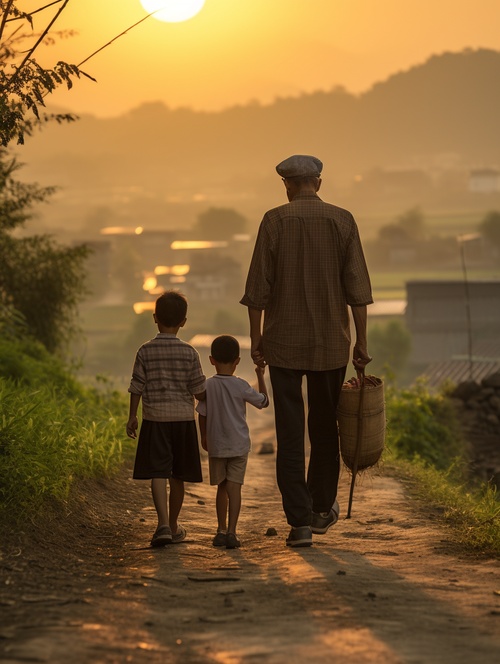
[139,0,205,23]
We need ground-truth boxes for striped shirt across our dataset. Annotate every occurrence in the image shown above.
[240,195,373,371]
[128,333,206,422]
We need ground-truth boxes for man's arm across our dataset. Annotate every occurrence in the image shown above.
[248,306,266,367]
[350,305,372,371]
[126,393,141,439]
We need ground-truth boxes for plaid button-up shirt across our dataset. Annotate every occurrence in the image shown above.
[240,195,373,371]
[128,333,206,421]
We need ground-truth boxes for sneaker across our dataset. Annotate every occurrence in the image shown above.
[225,533,241,549]
[286,525,313,547]
[212,530,227,547]
[311,500,340,534]
[151,525,172,547]
[172,524,186,543]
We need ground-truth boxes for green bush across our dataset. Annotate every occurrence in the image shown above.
[0,336,83,393]
[385,381,467,470]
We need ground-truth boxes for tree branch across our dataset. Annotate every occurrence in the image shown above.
[0,0,16,43]
[4,1,64,23]
[77,10,158,68]
[5,0,71,93]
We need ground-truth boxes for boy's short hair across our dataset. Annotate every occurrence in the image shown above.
[155,290,187,327]
[211,335,240,364]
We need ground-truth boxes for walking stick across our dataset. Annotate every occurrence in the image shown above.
[345,368,365,519]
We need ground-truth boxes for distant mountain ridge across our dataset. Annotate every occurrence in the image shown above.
[17,48,500,229]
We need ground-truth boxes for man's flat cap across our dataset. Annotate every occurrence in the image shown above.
[276,154,323,178]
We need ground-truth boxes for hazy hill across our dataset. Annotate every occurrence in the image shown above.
[15,48,500,233]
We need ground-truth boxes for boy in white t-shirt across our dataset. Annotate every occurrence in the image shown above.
[196,335,269,549]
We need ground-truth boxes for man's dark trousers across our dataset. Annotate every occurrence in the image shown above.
[269,365,347,528]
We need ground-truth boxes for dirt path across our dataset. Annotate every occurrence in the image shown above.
[1,411,500,663]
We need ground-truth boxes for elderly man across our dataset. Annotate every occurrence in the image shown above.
[240,154,373,547]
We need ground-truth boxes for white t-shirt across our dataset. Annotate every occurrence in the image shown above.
[196,375,269,457]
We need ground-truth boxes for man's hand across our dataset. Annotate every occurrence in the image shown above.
[248,307,266,367]
[352,343,372,371]
[126,416,138,439]
[251,337,266,368]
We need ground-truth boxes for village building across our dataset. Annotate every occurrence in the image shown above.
[405,279,500,385]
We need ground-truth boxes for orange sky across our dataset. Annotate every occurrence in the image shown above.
[18,0,500,117]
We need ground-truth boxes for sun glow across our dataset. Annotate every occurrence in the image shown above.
[139,0,205,23]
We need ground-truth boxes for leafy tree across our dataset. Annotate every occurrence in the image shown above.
[194,207,247,240]
[0,2,156,354]
[0,3,94,354]
[0,0,89,146]
[0,154,89,353]
[1,0,152,145]
[377,207,425,244]
[368,319,412,380]
[378,224,409,243]
[396,206,426,241]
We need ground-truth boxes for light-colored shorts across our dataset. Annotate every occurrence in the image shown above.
[208,455,248,486]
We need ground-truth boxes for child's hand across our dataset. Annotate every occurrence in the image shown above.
[255,365,266,378]
[126,416,138,439]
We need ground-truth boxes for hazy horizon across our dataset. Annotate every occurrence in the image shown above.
[44,46,477,120]
[30,0,500,118]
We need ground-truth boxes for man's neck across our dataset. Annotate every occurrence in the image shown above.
[292,188,318,198]
[288,186,319,201]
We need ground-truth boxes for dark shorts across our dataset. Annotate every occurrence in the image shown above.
[133,419,203,482]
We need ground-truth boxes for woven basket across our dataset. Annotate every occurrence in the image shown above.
[337,376,386,471]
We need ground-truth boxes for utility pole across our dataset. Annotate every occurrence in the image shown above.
[457,233,480,381]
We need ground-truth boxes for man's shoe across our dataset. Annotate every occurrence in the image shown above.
[150,525,172,547]
[311,500,340,534]
[286,526,313,547]
[226,533,241,549]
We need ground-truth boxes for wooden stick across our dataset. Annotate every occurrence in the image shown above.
[346,369,365,519]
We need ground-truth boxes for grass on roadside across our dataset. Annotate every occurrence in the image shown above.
[388,458,500,556]
[0,375,133,519]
